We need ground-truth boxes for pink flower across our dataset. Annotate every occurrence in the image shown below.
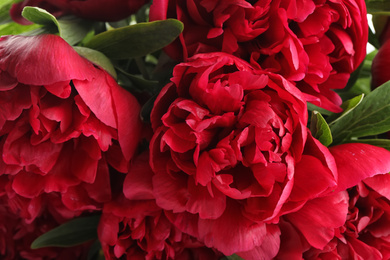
[10,0,148,24]
[150,0,368,112]
[149,52,340,257]
[0,34,142,217]
[98,153,221,260]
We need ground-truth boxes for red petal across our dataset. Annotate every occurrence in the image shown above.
[330,143,390,192]
[290,154,337,201]
[11,171,45,198]
[73,73,116,129]
[285,191,348,249]
[152,172,189,213]
[108,73,142,161]
[185,180,226,219]
[0,35,96,85]
[237,224,281,260]
[123,153,154,201]
[83,158,111,203]
[197,201,269,255]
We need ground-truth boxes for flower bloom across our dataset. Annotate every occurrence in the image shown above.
[10,0,148,24]
[149,53,340,257]
[0,34,142,218]
[150,0,368,112]
[275,143,390,259]
[0,176,90,260]
[98,153,221,260]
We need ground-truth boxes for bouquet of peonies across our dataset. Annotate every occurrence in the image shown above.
[2,0,390,259]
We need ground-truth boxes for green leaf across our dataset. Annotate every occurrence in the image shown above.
[84,19,183,59]
[87,240,105,260]
[73,46,117,79]
[220,254,245,260]
[310,111,333,147]
[56,16,94,45]
[328,94,365,125]
[0,22,43,36]
[307,102,333,116]
[366,0,390,14]
[21,6,93,45]
[368,27,381,49]
[0,0,14,25]
[140,95,157,122]
[330,82,390,144]
[31,215,100,249]
[351,139,390,151]
[22,6,59,26]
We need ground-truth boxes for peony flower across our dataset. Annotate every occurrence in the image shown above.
[149,52,341,257]
[0,34,142,218]
[98,153,222,260]
[10,0,149,24]
[275,143,390,259]
[0,176,91,260]
[150,0,368,112]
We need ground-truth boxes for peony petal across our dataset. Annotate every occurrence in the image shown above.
[330,143,390,193]
[123,153,154,201]
[83,157,111,203]
[363,173,390,200]
[185,180,226,219]
[285,191,348,249]
[198,200,269,255]
[0,71,18,90]
[237,224,281,260]
[290,154,337,201]
[152,172,189,213]
[274,219,307,260]
[11,171,45,198]
[0,34,96,85]
[73,74,117,129]
[108,73,142,161]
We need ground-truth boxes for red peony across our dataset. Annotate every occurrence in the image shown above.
[98,153,222,260]
[10,0,148,24]
[0,34,142,218]
[149,52,341,257]
[275,143,390,259]
[0,176,90,260]
[150,0,368,112]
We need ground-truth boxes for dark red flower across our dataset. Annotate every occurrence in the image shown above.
[150,0,368,112]
[275,143,390,259]
[0,34,142,217]
[149,52,339,257]
[10,0,148,24]
[98,153,222,260]
[0,176,90,260]
[301,173,390,260]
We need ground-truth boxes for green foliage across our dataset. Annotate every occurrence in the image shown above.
[310,111,333,146]
[21,6,93,45]
[352,139,390,150]
[87,240,105,260]
[330,82,390,144]
[221,254,245,260]
[0,22,42,36]
[31,215,100,249]
[84,19,183,59]
[74,46,117,79]
[365,0,390,14]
